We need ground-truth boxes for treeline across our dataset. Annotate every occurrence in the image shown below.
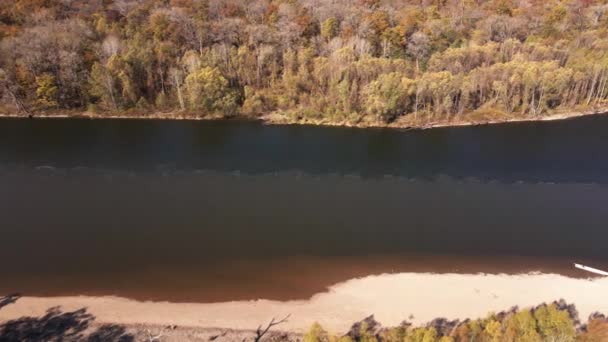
[2,0,608,125]
[304,301,608,342]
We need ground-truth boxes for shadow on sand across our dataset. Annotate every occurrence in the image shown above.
[0,294,20,311]
[0,294,134,342]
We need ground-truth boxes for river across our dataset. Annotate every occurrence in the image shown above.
[0,116,607,302]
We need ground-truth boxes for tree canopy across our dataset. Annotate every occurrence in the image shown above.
[305,301,604,342]
[2,0,608,126]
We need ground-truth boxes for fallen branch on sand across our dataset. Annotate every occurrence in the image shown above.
[145,327,167,342]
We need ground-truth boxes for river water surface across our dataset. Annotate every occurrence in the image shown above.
[1,117,607,302]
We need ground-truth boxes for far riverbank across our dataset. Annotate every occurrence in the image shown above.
[1,107,607,131]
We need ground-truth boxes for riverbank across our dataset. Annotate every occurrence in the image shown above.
[262,107,608,130]
[1,107,608,131]
[2,273,607,334]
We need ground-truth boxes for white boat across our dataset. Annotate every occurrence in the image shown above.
[574,263,608,276]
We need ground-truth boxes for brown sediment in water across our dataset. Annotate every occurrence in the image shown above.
[1,254,606,303]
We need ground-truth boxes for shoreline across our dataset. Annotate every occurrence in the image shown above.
[0,107,607,131]
[2,272,607,334]
[1,254,605,304]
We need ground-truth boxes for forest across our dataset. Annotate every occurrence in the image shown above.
[2,0,608,127]
[305,301,608,342]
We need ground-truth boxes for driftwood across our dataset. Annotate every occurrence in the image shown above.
[253,314,291,342]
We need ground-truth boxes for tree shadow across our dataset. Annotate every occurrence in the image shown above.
[0,306,134,342]
[0,306,92,341]
[0,294,21,311]
[85,324,134,342]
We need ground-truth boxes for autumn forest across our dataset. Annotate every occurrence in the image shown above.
[1,0,608,127]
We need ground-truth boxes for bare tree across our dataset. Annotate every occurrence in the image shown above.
[102,35,122,59]
[170,67,186,111]
[0,69,31,115]
[407,31,430,75]
[254,314,291,342]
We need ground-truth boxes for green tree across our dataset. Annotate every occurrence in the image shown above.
[89,62,118,110]
[534,304,576,341]
[363,72,414,122]
[503,309,542,342]
[484,319,503,342]
[405,327,439,342]
[304,323,329,342]
[185,66,238,114]
[35,73,58,109]
[358,321,378,342]
[321,17,340,41]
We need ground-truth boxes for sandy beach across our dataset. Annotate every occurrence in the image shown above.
[2,272,607,334]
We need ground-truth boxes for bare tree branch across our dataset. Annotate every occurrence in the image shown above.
[209,330,228,341]
[254,314,291,342]
[145,327,167,342]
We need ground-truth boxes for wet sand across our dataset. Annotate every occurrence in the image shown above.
[2,272,607,333]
